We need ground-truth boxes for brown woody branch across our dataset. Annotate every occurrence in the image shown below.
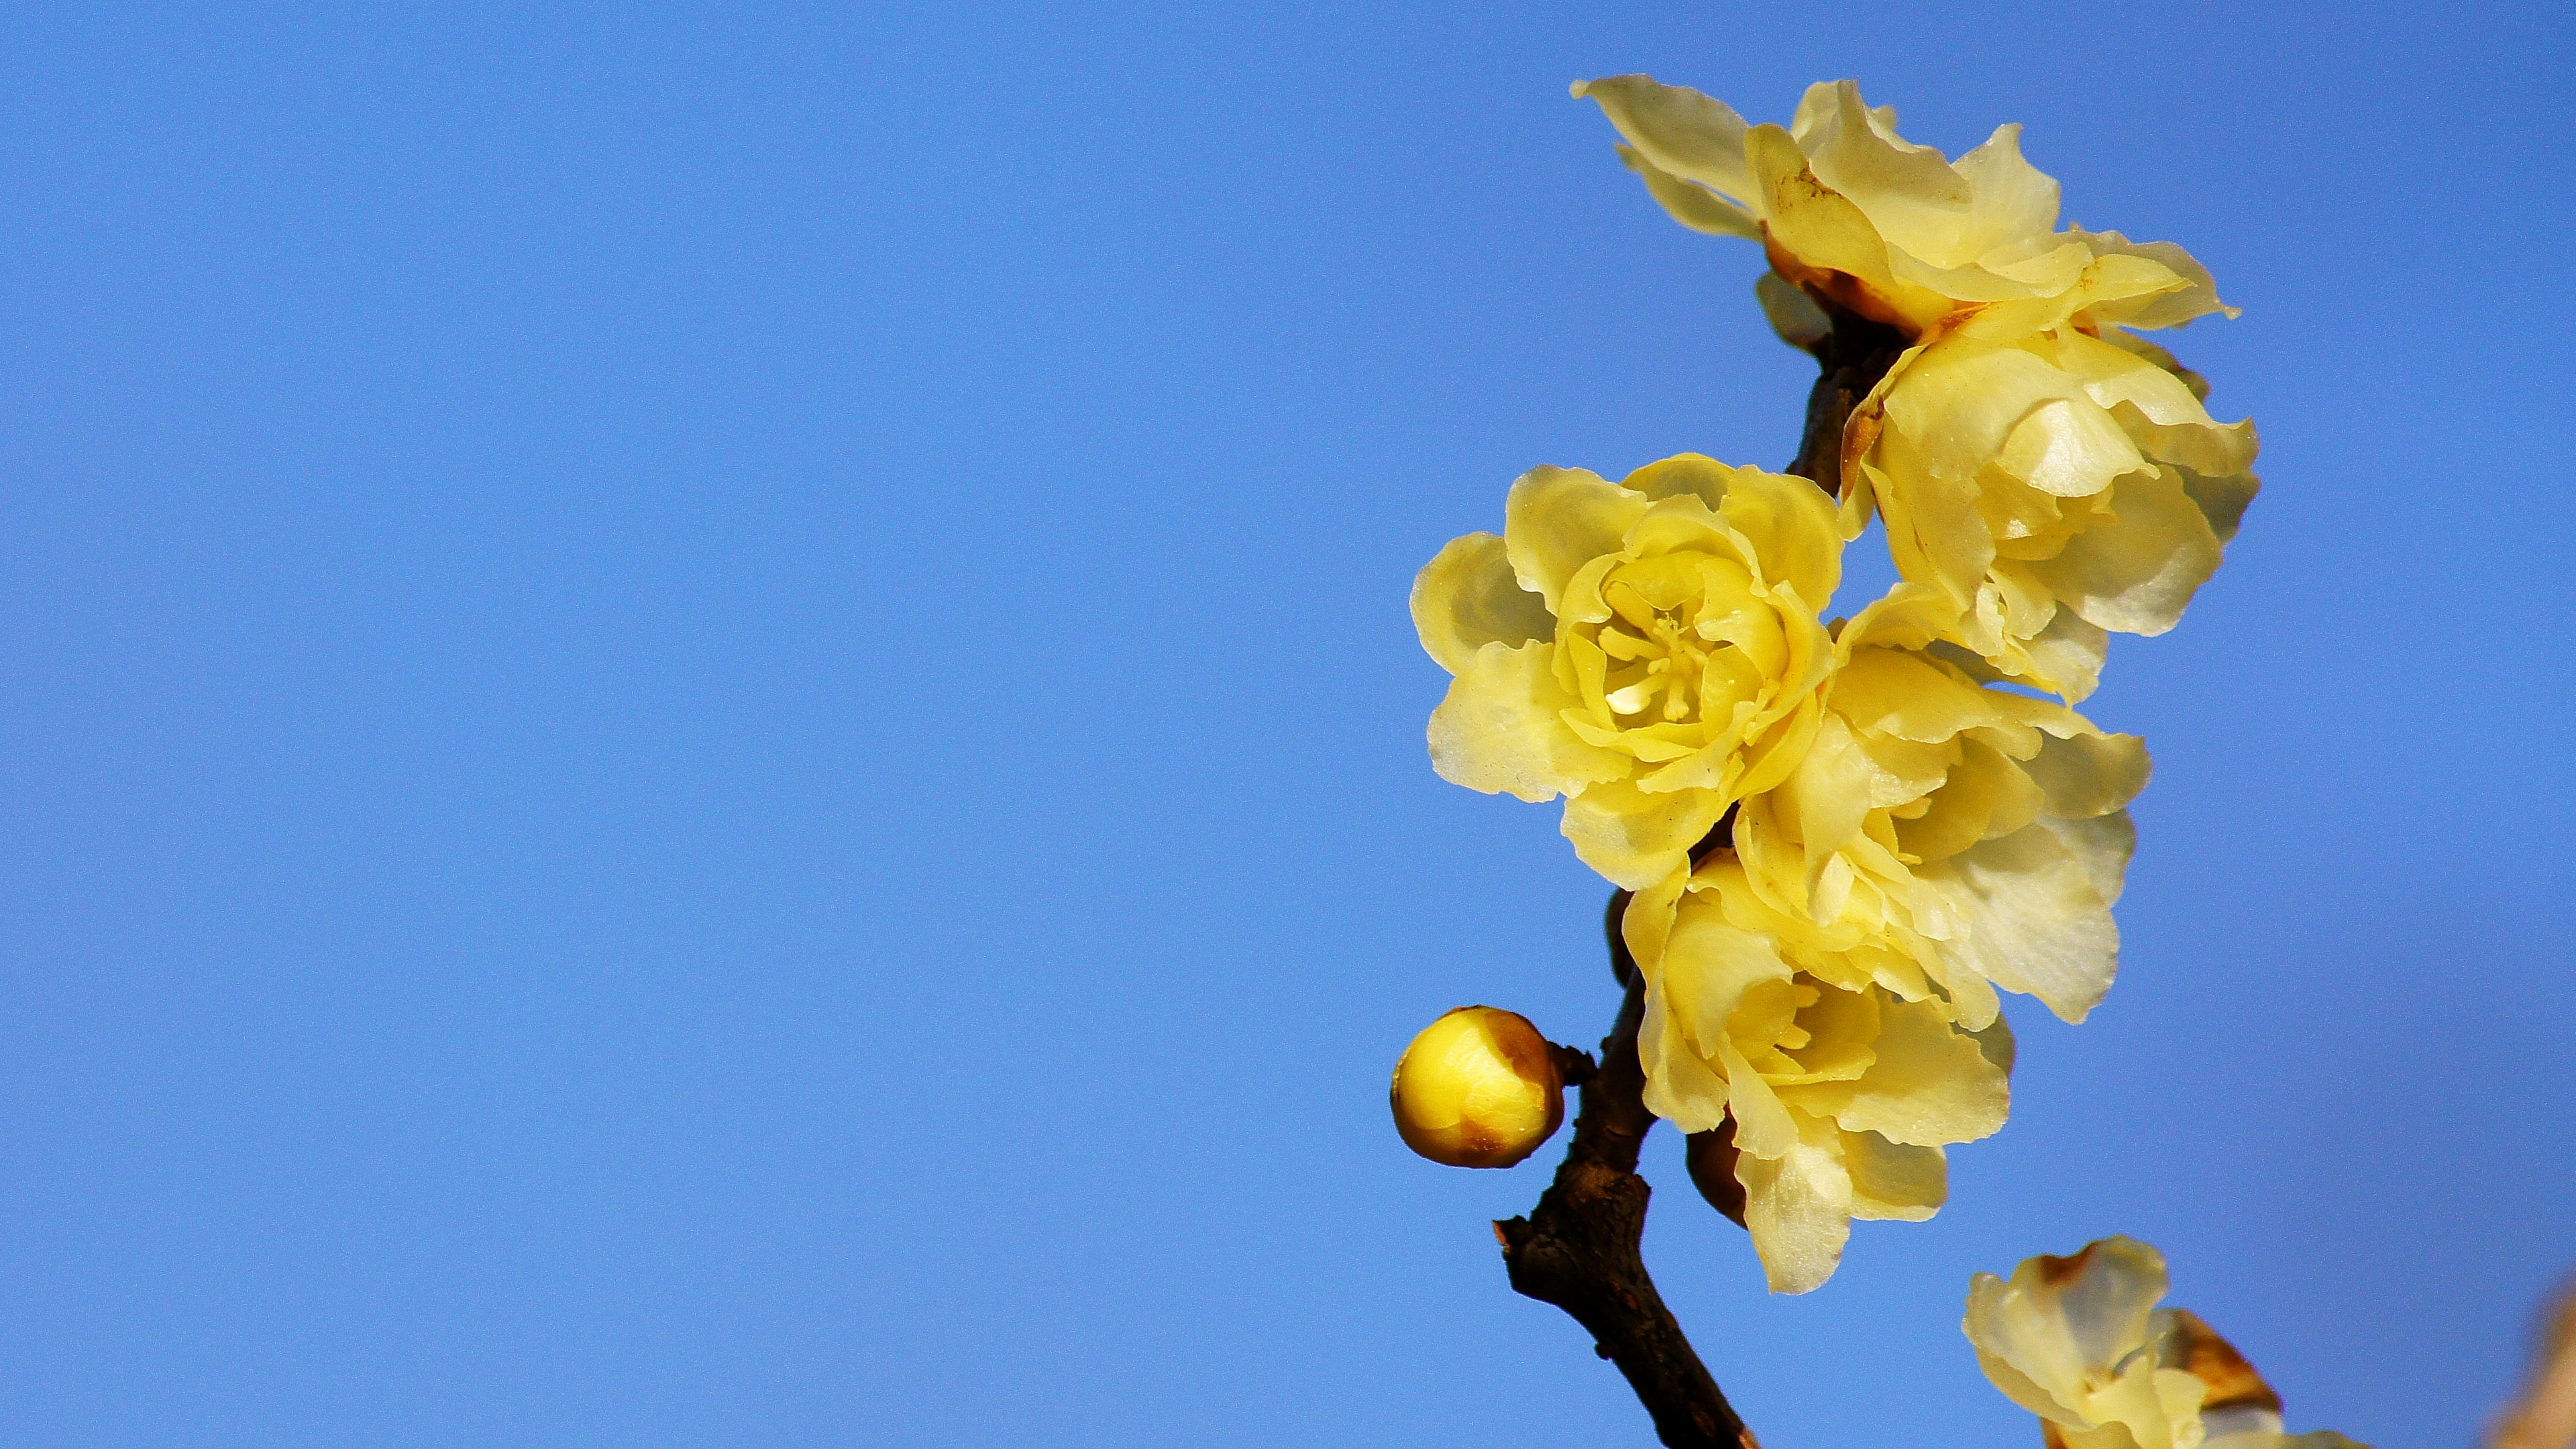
[1784,296,1909,500]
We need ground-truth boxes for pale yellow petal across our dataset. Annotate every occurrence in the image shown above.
[1999,395,2150,499]
[1953,122,2061,257]
[1965,1277,2088,1423]
[1831,646,2004,745]
[1613,142,1762,239]
[1803,995,2008,1146]
[2037,811,2136,910]
[1840,580,1966,653]
[1572,74,1758,209]
[2018,608,2109,702]
[1964,1236,2172,1420]
[1798,80,1974,268]
[1918,820,2118,1023]
[2023,730,2151,819]
[1619,865,1689,987]
[1426,642,1628,803]
[1717,464,1842,614]
[1412,531,1555,675]
[1843,1130,1945,1221]
[1637,970,1736,1134]
[1748,123,1926,327]
[1503,465,1649,612]
[2026,467,2223,636]
[2070,227,2237,328]
[1560,775,1730,890]
[2181,467,2261,545]
[1656,891,1796,1049]
[1736,1116,1854,1294]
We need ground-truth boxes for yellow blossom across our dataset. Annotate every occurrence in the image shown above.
[1966,1238,2369,1449]
[1571,75,2232,342]
[1413,456,1842,890]
[1627,586,2149,1037]
[1389,1006,1565,1168]
[1629,879,2010,1292]
[1847,326,2261,699]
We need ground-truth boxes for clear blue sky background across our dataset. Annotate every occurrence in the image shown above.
[2,3,2569,1445]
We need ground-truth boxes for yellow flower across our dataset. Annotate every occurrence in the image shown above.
[1966,1238,2369,1449]
[1848,326,2261,699]
[1572,75,2232,342]
[1629,587,2149,1034]
[1629,882,2010,1292]
[1413,456,1842,890]
[1389,1006,1566,1168]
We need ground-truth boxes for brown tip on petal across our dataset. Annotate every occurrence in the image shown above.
[2033,1244,2098,1287]
[2162,1309,2284,1413]
[1761,231,1916,339]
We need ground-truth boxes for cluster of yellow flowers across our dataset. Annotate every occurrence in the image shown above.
[1401,78,2259,1293]
[1967,1238,2362,1449]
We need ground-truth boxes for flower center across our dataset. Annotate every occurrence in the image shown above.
[1582,555,1779,733]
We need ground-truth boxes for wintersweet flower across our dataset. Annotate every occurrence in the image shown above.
[1571,74,2232,342]
[1628,881,2009,1293]
[1966,1238,2369,1449]
[1412,456,1842,890]
[1627,584,2149,1038]
[1846,325,2261,699]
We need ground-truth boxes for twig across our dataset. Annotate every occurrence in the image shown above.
[1784,297,1909,500]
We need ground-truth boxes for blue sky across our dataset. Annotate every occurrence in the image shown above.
[2,3,2571,1445]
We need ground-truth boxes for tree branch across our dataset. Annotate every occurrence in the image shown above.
[1784,298,1909,500]
[1493,890,1760,1449]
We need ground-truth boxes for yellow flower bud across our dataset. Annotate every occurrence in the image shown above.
[1389,1007,1566,1168]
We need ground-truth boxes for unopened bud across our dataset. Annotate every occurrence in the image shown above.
[1389,1006,1565,1168]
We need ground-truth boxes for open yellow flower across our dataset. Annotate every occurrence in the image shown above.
[1572,74,2232,342]
[1628,585,2148,1036]
[1847,326,2261,699]
[1966,1238,2369,1449]
[1413,456,1841,890]
[1629,882,2009,1293]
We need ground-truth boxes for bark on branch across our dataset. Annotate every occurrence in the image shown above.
[1493,892,1760,1449]
[1784,300,1909,500]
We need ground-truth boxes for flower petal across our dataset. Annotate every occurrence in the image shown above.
[2023,730,2151,819]
[1843,1130,1946,1221]
[1426,641,1628,803]
[1412,532,1555,675]
[1613,143,1762,239]
[1572,74,1758,209]
[1756,271,1831,351]
[1503,466,1650,612]
[1560,775,1729,890]
[2027,467,2223,636]
[1801,995,2008,1146]
[1918,820,2119,1023]
[1964,1237,2173,1423]
[1736,1115,1854,1294]
[1717,464,1843,616]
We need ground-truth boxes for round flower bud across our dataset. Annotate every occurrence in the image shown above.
[1389,1007,1566,1168]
